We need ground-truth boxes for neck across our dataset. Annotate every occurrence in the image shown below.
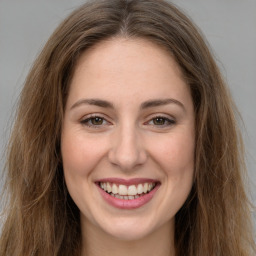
[81,218,175,256]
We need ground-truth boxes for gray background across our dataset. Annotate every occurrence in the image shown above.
[0,0,255,230]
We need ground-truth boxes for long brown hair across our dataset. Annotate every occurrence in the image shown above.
[0,0,255,255]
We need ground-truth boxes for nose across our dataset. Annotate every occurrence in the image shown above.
[108,124,147,171]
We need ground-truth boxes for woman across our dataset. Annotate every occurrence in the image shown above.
[0,0,255,255]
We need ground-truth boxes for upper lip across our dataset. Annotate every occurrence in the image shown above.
[95,178,160,186]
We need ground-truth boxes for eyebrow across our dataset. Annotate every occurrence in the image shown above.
[140,98,185,110]
[70,99,114,109]
[70,98,185,111]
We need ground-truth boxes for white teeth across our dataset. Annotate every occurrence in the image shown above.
[143,183,148,193]
[119,185,128,195]
[127,185,137,196]
[137,184,144,194]
[112,184,118,194]
[99,182,156,198]
[107,182,112,193]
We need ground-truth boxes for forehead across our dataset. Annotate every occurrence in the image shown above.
[73,37,183,80]
[67,37,191,108]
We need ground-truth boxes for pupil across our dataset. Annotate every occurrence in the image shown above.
[92,117,103,125]
[154,118,165,125]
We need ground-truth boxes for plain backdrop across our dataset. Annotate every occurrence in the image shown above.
[0,0,255,229]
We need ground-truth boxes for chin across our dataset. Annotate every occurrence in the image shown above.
[95,214,166,242]
[105,225,154,241]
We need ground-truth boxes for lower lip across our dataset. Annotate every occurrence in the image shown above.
[97,183,160,209]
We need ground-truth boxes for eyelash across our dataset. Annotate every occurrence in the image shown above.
[146,116,176,127]
[80,115,176,128]
[80,115,109,128]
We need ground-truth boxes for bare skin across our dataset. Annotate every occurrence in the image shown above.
[81,218,175,256]
[61,37,195,256]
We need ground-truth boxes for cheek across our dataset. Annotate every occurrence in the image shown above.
[151,131,195,175]
[153,132,194,213]
[150,129,194,201]
[61,131,109,217]
[61,131,107,177]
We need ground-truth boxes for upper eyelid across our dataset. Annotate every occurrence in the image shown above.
[80,114,114,130]
[80,114,175,128]
[144,113,175,122]
[147,116,174,122]
[145,116,176,126]
[80,113,111,121]
[80,113,175,121]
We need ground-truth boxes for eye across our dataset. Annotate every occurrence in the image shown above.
[147,116,175,127]
[80,115,110,128]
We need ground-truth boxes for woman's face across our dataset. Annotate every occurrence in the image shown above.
[61,38,195,241]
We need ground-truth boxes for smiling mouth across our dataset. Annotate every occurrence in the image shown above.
[97,182,157,200]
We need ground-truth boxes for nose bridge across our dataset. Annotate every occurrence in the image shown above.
[108,121,147,170]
